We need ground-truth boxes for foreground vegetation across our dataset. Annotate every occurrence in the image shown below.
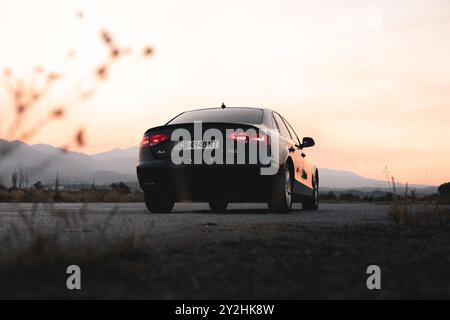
[0,184,143,203]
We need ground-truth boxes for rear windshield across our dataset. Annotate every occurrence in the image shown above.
[167,108,263,124]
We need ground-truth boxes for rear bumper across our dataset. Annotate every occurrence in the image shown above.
[137,162,277,202]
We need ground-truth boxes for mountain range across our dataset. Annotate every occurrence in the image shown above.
[0,139,437,194]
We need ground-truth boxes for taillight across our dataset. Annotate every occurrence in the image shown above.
[228,132,270,144]
[141,133,169,146]
[229,132,248,141]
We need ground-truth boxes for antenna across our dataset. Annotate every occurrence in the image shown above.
[221,102,226,109]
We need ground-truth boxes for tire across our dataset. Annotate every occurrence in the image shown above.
[144,190,174,213]
[268,162,293,213]
[208,200,228,212]
[302,174,319,210]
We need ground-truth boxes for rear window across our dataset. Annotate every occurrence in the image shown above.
[167,108,263,124]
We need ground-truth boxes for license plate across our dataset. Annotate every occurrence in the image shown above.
[175,140,219,150]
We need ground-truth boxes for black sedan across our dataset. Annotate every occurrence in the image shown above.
[137,107,318,213]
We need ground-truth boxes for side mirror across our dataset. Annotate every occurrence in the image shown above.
[301,137,315,148]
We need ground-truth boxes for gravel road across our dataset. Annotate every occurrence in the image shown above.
[1,202,449,299]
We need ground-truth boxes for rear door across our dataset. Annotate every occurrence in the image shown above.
[272,112,304,191]
[281,115,313,190]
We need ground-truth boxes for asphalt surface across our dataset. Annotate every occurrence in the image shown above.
[0,202,390,245]
[1,202,449,299]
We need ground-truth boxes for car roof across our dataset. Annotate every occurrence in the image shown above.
[165,107,276,126]
[183,106,268,112]
[180,107,276,117]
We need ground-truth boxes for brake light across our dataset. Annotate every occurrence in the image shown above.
[229,132,248,141]
[228,132,269,144]
[250,134,268,143]
[141,133,169,146]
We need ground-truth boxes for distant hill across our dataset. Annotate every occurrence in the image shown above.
[0,140,136,186]
[90,147,138,175]
[0,139,437,194]
[319,168,387,189]
[318,168,430,190]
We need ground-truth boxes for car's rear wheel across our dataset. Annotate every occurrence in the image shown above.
[302,174,319,210]
[144,190,174,213]
[268,162,293,213]
[208,200,228,212]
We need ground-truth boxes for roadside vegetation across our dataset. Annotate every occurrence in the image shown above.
[0,180,143,203]
[319,189,442,203]
[387,178,450,231]
[0,187,143,203]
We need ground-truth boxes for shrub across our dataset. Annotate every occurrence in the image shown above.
[33,181,44,190]
[111,182,130,194]
[320,191,337,201]
[438,182,450,201]
[339,193,360,202]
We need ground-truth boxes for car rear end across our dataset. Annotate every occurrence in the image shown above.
[136,108,276,202]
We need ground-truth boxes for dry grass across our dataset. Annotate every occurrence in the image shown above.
[0,17,158,298]
[1,20,154,185]
[0,201,149,298]
[388,177,450,231]
[1,28,153,151]
[0,188,143,203]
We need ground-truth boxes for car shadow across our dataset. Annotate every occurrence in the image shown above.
[171,206,306,214]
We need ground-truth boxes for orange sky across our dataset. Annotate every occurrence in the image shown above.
[1,0,449,185]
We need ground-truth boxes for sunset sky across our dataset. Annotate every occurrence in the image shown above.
[1,0,449,185]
